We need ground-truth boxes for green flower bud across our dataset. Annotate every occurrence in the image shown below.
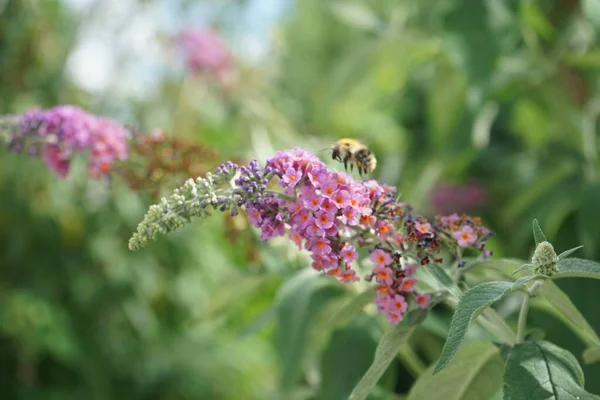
[532,241,558,277]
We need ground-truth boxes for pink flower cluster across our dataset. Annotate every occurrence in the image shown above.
[127,147,494,323]
[430,181,486,215]
[240,148,464,324]
[435,213,494,265]
[176,28,232,80]
[8,105,129,179]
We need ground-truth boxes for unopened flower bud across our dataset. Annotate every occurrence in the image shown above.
[532,241,558,277]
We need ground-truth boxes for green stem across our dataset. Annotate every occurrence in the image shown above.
[516,280,544,343]
[482,309,517,345]
[397,345,426,378]
[266,190,296,202]
[516,294,530,344]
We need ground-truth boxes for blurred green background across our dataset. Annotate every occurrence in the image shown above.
[1,0,600,398]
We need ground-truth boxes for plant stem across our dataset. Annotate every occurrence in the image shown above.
[516,293,530,343]
[397,345,426,377]
[516,280,544,343]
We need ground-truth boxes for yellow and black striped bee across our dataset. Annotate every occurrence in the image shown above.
[331,138,377,177]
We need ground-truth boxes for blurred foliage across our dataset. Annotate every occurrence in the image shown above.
[1,0,600,398]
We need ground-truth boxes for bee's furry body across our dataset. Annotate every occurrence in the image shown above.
[331,138,377,177]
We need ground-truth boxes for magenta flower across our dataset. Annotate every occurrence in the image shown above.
[375,294,390,313]
[308,237,332,255]
[376,220,394,240]
[370,249,392,267]
[315,210,335,229]
[307,170,326,187]
[287,201,303,214]
[415,293,431,309]
[453,225,477,247]
[387,311,403,325]
[289,230,303,250]
[320,199,337,215]
[331,189,350,209]
[415,222,432,234]
[399,278,417,292]
[320,179,338,198]
[303,193,323,210]
[292,209,312,229]
[282,167,302,187]
[176,28,232,79]
[306,222,325,237]
[391,233,404,247]
[340,245,358,264]
[390,295,408,314]
[312,254,337,271]
[247,207,263,226]
[340,206,360,226]
[373,265,394,286]
[338,268,360,283]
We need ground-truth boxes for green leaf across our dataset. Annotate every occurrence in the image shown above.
[348,325,414,400]
[275,269,345,391]
[408,341,503,400]
[425,263,462,297]
[317,320,381,400]
[558,246,584,261]
[532,219,547,246]
[503,340,600,400]
[536,281,600,348]
[554,258,600,280]
[583,347,600,365]
[433,277,537,374]
[511,264,532,276]
[325,289,374,329]
[462,258,525,275]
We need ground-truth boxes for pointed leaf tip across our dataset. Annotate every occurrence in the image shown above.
[512,263,533,276]
[532,219,547,246]
[557,245,584,260]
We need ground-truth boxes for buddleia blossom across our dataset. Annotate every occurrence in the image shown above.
[128,148,494,324]
[434,213,494,266]
[430,181,486,215]
[2,105,129,179]
[176,28,232,81]
[116,129,225,200]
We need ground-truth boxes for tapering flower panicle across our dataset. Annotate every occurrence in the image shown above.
[128,163,239,251]
[128,148,494,323]
[2,105,129,179]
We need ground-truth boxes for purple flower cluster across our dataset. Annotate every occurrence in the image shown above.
[129,147,494,324]
[435,213,494,265]
[231,148,493,324]
[430,181,486,215]
[176,28,232,80]
[6,105,129,179]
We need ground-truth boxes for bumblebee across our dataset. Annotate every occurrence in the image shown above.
[331,138,377,177]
